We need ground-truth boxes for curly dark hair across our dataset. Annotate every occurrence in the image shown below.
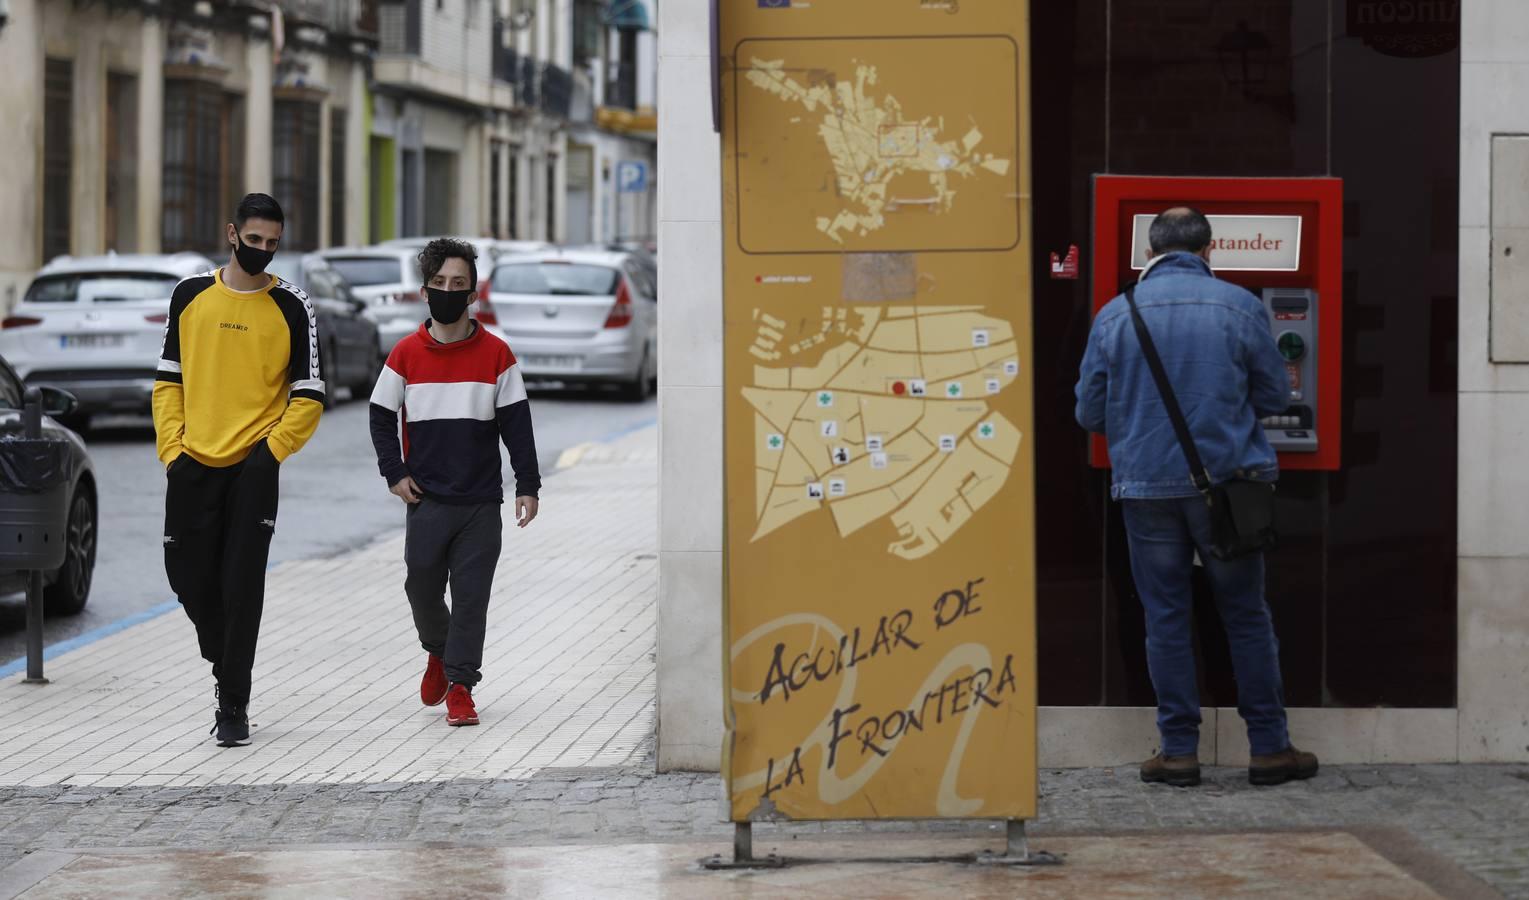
[417,238,478,288]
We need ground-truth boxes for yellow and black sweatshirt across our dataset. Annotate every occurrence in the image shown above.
[153,268,324,467]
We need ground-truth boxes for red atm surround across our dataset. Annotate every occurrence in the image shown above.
[1089,175,1343,472]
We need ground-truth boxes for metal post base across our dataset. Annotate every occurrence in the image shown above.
[700,823,787,870]
[23,571,48,685]
[975,820,1063,867]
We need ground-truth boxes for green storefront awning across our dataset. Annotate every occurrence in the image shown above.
[606,0,650,29]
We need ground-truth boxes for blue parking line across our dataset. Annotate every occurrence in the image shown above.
[596,417,656,444]
[0,598,182,679]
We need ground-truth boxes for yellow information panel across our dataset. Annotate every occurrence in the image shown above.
[721,2,1036,822]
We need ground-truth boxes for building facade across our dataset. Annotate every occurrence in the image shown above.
[0,0,657,308]
[655,0,1529,771]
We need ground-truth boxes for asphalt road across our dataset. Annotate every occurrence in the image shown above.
[0,386,656,664]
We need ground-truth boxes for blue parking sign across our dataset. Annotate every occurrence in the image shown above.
[616,160,649,193]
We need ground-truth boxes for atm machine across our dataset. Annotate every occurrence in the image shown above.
[1090,175,1343,472]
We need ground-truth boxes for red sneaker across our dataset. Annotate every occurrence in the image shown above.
[445,684,479,726]
[420,654,448,706]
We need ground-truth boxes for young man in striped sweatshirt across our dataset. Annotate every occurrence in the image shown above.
[369,238,541,726]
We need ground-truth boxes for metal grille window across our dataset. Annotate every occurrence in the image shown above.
[508,153,519,239]
[273,99,322,251]
[490,140,504,238]
[608,29,639,111]
[330,107,347,247]
[162,79,238,254]
[546,157,557,240]
[42,59,73,263]
[540,65,573,118]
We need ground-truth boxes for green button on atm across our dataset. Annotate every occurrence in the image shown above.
[1277,331,1306,361]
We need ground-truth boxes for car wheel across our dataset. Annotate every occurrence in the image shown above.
[358,347,388,395]
[45,487,96,617]
[620,349,653,403]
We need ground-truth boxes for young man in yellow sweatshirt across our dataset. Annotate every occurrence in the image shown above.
[152,193,324,747]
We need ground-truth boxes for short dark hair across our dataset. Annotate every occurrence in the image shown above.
[234,193,285,228]
[1148,207,1212,255]
[418,238,479,288]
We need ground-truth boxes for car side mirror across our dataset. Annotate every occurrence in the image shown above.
[38,385,80,419]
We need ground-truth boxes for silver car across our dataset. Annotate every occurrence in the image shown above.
[487,250,657,401]
[318,246,510,356]
[316,247,426,353]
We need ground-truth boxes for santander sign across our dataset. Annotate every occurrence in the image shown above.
[1130,214,1303,272]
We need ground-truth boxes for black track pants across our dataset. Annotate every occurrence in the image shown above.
[163,441,281,707]
[404,498,502,687]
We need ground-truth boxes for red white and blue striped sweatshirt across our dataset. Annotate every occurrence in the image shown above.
[369,321,540,503]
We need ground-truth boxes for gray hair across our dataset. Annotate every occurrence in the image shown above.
[1148,207,1213,255]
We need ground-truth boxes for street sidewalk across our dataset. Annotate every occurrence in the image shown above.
[1,422,1526,898]
[0,425,659,788]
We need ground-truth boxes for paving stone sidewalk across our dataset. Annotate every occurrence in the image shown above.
[0,427,659,789]
[2,422,1527,896]
[0,765,1526,896]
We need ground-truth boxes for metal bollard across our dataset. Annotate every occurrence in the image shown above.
[22,387,48,685]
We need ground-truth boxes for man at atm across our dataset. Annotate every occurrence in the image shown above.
[1074,207,1319,788]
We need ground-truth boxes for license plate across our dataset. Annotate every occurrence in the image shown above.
[60,334,126,349]
[525,355,582,371]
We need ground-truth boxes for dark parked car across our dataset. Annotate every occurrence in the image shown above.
[267,253,384,403]
[0,356,96,616]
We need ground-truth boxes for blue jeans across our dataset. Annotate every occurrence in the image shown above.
[1121,497,1290,758]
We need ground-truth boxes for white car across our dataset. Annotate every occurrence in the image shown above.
[0,252,216,425]
[487,250,657,401]
[318,246,504,355]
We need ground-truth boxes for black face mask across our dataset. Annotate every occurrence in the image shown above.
[426,287,473,325]
[232,232,275,276]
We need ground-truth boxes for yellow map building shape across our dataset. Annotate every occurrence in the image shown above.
[743,58,1012,244]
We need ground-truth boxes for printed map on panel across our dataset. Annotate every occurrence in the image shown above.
[745,306,1022,559]
[742,58,1013,244]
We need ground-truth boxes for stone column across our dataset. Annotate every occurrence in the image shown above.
[0,0,45,310]
[136,15,164,253]
[346,62,369,247]
[72,35,105,256]
[318,94,332,247]
[459,118,485,236]
[245,35,274,193]
[655,0,725,772]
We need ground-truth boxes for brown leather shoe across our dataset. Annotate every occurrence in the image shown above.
[1140,752,1201,787]
[1248,745,1319,786]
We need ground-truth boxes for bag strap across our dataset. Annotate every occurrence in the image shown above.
[1124,285,1212,493]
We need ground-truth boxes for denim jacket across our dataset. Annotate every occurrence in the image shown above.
[1074,252,1290,499]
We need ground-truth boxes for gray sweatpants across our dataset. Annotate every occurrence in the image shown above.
[404,498,503,687]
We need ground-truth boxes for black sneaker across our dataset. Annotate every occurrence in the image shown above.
[211,706,250,747]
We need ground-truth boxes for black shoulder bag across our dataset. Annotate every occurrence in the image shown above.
[1124,285,1277,561]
